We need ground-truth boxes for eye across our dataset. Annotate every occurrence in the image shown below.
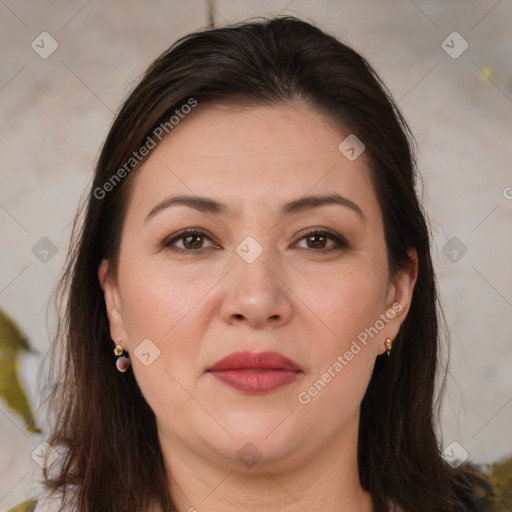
[162,229,216,253]
[294,229,348,253]
[162,228,348,254]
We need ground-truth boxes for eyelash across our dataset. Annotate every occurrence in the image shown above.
[161,228,348,255]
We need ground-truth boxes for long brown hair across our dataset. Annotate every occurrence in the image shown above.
[39,16,491,512]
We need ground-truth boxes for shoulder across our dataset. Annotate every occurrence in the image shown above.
[6,497,38,512]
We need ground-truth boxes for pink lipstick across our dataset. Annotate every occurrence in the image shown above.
[207,350,303,393]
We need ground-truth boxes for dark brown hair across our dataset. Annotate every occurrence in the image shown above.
[39,16,492,512]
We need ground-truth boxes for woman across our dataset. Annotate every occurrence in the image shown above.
[10,16,493,512]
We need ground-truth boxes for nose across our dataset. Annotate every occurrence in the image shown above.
[219,251,294,329]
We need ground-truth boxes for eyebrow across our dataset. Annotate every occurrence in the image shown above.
[144,193,364,224]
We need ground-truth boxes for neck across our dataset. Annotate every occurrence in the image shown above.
[158,415,373,512]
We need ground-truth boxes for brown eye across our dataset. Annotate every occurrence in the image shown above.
[182,233,204,250]
[162,228,347,255]
[163,229,215,253]
[295,230,347,253]
[305,233,328,249]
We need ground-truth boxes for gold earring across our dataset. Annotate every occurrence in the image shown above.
[113,339,131,372]
[385,338,393,356]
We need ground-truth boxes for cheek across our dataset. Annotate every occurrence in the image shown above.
[119,247,210,337]
[118,252,219,391]
[310,262,388,339]
[295,262,386,404]
[118,262,208,420]
[297,280,379,418]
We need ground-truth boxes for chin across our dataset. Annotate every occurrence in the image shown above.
[196,421,304,471]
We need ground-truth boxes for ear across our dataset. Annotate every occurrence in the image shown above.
[378,247,418,355]
[98,259,127,344]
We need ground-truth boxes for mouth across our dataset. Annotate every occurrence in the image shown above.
[206,351,303,393]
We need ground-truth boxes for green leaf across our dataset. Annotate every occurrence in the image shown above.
[0,308,42,434]
[6,496,38,512]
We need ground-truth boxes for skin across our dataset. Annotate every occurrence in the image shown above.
[98,103,417,512]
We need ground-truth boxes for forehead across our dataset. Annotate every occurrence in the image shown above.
[124,103,380,221]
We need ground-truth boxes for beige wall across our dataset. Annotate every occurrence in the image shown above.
[1,1,511,508]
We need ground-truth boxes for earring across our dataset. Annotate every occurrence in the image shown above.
[385,338,393,357]
[113,339,130,372]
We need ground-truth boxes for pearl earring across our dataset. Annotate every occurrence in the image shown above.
[113,339,130,372]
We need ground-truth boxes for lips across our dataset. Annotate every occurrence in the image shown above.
[207,351,303,393]
[207,350,302,372]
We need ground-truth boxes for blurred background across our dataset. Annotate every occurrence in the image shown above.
[1,0,511,509]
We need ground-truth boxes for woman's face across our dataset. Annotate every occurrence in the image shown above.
[99,103,417,473]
